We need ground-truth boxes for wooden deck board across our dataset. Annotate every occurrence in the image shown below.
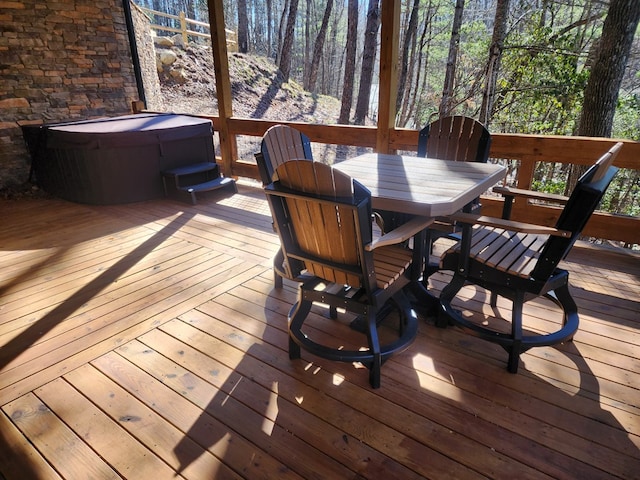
[1,183,639,479]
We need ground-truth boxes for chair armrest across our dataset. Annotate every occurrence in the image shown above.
[493,186,569,220]
[449,212,572,238]
[493,186,569,204]
[366,215,434,251]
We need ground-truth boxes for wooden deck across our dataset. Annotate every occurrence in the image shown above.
[1,182,639,479]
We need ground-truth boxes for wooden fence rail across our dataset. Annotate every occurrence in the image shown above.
[138,6,236,50]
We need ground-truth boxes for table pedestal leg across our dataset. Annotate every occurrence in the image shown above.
[406,229,440,318]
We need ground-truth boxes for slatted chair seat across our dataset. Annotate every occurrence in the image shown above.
[446,226,548,278]
[437,142,622,373]
[372,246,414,288]
[264,160,433,388]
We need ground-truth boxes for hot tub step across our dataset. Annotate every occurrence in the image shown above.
[162,162,219,177]
[179,177,237,204]
[161,162,219,193]
[162,161,236,204]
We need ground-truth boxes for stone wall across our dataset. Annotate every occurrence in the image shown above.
[0,0,141,190]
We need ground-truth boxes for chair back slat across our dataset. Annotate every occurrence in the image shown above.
[267,161,375,291]
[418,116,491,163]
[531,142,622,280]
[260,125,313,184]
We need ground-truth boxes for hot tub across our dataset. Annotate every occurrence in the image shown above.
[25,113,216,205]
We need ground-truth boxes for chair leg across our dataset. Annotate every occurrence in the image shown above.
[437,273,466,328]
[507,349,520,373]
[288,295,312,360]
[365,310,382,389]
[273,249,285,289]
[507,292,525,373]
[288,335,301,360]
[553,283,579,337]
[274,269,284,289]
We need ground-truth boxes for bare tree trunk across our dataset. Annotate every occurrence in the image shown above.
[305,0,334,92]
[396,0,420,114]
[399,2,435,127]
[237,0,249,53]
[303,0,311,86]
[354,0,380,125]
[566,0,640,193]
[327,2,343,96]
[439,0,464,118]
[339,0,358,124]
[479,0,509,125]
[279,0,300,82]
[266,0,273,58]
[178,0,194,22]
[577,0,640,138]
[276,0,290,65]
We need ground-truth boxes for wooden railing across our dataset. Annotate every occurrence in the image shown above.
[129,100,638,246]
[138,6,236,50]
[201,116,639,247]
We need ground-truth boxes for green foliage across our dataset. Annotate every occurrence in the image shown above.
[601,169,640,217]
[612,93,640,140]
[492,9,594,135]
[531,179,567,195]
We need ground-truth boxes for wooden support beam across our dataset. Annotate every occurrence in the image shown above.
[207,0,236,176]
[376,0,400,154]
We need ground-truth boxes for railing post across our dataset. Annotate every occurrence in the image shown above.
[516,154,536,190]
[179,11,188,45]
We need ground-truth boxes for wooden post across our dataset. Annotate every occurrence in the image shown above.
[376,0,400,154]
[179,11,188,45]
[517,154,536,190]
[131,100,145,113]
[207,0,237,176]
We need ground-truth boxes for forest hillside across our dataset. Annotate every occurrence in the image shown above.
[156,41,343,124]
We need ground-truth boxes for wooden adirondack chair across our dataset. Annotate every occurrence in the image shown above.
[376,116,491,245]
[264,160,433,388]
[437,142,622,373]
[255,125,314,289]
[419,116,492,243]
[417,115,491,163]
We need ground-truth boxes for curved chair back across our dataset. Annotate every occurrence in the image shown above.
[265,160,376,293]
[532,143,621,280]
[257,125,313,185]
[418,116,491,163]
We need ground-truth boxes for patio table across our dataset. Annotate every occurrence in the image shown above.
[334,152,506,217]
[335,152,506,311]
